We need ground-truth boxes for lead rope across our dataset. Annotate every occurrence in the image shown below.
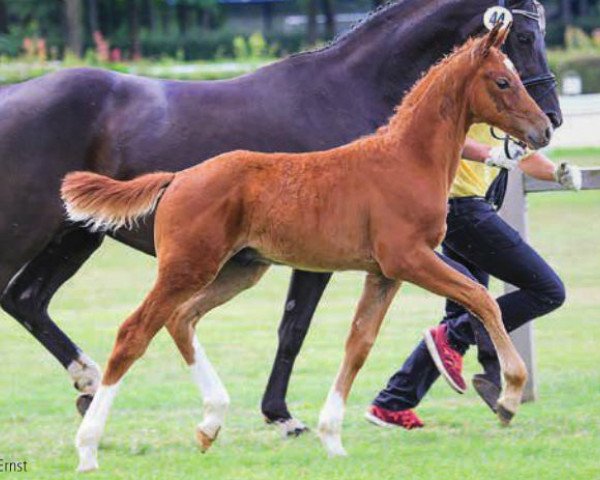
[485,127,527,210]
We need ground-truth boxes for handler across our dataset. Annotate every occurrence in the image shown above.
[365,123,581,429]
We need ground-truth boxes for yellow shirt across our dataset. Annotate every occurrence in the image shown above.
[450,123,503,198]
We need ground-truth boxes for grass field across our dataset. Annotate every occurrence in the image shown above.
[0,150,599,479]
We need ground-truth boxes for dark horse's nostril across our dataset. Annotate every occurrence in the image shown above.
[547,112,563,129]
[544,127,553,141]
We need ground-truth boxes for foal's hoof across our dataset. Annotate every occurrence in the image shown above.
[196,426,220,453]
[318,431,348,458]
[495,402,515,426]
[76,394,94,417]
[76,446,99,473]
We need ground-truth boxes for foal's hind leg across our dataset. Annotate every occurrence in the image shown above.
[75,261,222,472]
[165,260,269,452]
[318,273,400,456]
[389,250,528,424]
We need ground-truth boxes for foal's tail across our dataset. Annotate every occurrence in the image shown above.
[61,171,175,231]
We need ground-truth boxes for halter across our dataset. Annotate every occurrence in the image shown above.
[500,0,557,93]
[482,1,554,209]
[488,0,555,156]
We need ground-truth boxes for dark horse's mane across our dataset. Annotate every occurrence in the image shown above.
[294,0,526,58]
[290,0,406,57]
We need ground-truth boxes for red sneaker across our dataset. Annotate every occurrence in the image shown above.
[424,324,467,394]
[364,405,424,430]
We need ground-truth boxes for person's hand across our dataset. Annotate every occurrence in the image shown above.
[554,162,582,190]
[484,141,526,170]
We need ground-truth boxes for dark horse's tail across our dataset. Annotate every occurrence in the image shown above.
[61,171,175,231]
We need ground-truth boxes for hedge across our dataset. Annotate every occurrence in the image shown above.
[548,51,600,94]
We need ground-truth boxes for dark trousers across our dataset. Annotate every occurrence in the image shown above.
[373,198,565,412]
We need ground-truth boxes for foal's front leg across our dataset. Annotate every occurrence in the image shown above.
[391,249,528,423]
[318,273,400,456]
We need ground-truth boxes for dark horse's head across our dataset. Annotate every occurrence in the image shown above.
[468,0,562,128]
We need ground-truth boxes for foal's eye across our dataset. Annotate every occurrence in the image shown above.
[496,78,510,90]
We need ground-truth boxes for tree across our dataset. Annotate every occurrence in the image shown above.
[0,0,7,34]
[176,1,190,35]
[127,0,141,59]
[320,0,335,40]
[307,0,318,45]
[87,0,99,33]
[64,0,84,57]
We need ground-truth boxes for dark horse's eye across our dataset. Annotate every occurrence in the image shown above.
[517,32,533,44]
[496,78,510,90]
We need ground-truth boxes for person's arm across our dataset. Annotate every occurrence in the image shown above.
[462,138,524,169]
[518,151,555,181]
[462,138,491,163]
[520,152,583,190]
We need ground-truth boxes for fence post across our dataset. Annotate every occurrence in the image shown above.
[498,169,538,402]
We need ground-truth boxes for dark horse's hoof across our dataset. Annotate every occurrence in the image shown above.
[472,374,501,414]
[495,403,515,426]
[76,394,94,417]
[264,417,309,437]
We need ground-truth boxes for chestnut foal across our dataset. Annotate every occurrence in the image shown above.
[62,25,551,471]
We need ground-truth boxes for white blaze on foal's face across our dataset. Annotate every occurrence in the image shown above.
[504,57,517,74]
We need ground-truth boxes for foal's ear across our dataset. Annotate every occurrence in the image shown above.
[479,23,511,58]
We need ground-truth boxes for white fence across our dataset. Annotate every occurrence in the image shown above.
[499,167,600,402]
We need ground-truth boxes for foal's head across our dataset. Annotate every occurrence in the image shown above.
[467,24,552,150]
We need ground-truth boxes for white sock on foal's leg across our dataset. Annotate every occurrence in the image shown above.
[317,388,347,457]
[190,335,230,451]
[75,382,120,472]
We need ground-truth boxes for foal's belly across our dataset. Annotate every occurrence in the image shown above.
[260,250,379,273]
[248,229,379,273]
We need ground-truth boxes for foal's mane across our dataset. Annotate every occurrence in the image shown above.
[377,36,484,135]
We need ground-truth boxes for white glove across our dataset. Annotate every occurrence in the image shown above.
[554,162,582,191]
[484,141,526,170]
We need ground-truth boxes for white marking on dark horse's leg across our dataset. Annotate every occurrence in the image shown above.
[68,353,102,394]
[75,382,120,472]
[274,417,309,438]
[190,335,230,451]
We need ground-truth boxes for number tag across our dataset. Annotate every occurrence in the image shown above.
[483,6,513,31]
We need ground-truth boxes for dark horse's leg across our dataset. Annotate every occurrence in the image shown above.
[0,226,104,409]
[261,270,332,435]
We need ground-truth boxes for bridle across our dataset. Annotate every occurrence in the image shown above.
[483,1,556,209]
[498,0,557,94]
[488,0,555,156]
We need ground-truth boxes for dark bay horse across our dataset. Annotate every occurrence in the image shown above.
[0,0,559,429]
[64,26,548,470]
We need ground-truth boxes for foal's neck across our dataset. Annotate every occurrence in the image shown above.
[384,54,476,191]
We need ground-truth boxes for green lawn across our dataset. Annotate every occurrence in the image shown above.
[0,151,599,479]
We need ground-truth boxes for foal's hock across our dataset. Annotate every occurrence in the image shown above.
[63,25,550,471]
